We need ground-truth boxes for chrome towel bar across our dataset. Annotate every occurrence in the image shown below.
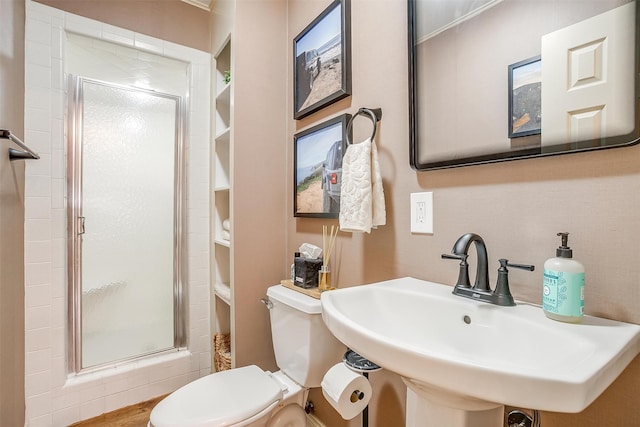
[1,129,40,161]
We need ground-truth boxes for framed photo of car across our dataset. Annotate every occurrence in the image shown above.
[293,0,351,120]
[294,114,351,218]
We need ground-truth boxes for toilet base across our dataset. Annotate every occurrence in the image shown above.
[266,404,307,427]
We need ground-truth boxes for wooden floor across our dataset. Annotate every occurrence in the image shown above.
[68,395,166,427]
[67,395,322,427]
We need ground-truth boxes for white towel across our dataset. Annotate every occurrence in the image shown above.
[339,137,386,233]
[222,219,231,231]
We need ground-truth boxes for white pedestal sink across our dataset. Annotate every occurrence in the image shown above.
[320,278,640,427]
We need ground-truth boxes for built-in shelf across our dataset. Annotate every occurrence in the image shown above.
[214,140,230,188]
[215,127,230,142]
[216,83,231,103]
[213,282,231,305]
[212,34,233,371]
[214,238,230,248]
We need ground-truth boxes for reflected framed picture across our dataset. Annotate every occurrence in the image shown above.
[508,55,542,138]
[294,114,351,218]
[293,0,351,120]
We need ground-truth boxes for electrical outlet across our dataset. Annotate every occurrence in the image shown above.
[410,192,433,234]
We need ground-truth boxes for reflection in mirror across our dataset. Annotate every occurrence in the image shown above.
[409,0,639,170]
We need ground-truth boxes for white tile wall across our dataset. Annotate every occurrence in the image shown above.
[24,1,211,425]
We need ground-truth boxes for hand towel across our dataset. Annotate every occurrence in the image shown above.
[222,218,231,231]
[339,137,386,233]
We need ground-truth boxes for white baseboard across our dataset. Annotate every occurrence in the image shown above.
[306,413,327,427]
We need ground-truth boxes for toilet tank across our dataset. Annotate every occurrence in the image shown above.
[266,285,346,388]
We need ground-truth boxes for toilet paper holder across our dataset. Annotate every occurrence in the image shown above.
[343,349,381,427]
[350,390,365,402]
[343,349,381,374]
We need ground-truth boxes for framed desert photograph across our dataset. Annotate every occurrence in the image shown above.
[294,114,351,218]
[508,55,542,138]
[293,0,351,120]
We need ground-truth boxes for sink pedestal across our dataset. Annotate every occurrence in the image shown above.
[405,378,504,427]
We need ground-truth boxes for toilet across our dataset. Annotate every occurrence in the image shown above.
[149,284,346,427]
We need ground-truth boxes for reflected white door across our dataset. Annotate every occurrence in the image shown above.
[541,1,635,146]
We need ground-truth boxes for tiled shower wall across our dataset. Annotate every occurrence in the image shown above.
[24,1,211,425]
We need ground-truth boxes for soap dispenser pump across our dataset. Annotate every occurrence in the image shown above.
[542,232,585,323]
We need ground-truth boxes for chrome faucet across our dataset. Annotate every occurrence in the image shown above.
[442,233,534,306]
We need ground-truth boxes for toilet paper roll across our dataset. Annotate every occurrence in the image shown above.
[321,363,372,420]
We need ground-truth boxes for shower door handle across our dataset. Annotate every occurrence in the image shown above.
[78,216,85,235]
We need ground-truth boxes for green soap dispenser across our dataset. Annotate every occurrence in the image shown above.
[542,232,585,323]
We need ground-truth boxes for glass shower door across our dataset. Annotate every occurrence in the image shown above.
[69,77,185,370]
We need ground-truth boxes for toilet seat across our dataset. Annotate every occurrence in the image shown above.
[150,365,283,427]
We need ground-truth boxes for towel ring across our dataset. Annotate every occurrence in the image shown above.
[346,108,383,145]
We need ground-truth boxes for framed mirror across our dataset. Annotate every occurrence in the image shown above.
[409,0,640,171]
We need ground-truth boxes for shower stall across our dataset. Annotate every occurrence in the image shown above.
[66,36,188,372]
[23,4,211,423]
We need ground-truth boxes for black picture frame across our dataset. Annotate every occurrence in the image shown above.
[508,55,542,138]
[294,114,351,218]
[293,0,351,120]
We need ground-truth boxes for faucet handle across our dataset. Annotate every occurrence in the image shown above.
[441,253,466,261]
[442,253,471,288]
[500,259,535,272]
[494,259,535,307]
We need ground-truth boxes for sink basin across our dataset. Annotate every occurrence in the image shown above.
[321,277,640,413]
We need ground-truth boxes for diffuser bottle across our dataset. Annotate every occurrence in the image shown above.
[318,265,331,291]
[542,232,585,323]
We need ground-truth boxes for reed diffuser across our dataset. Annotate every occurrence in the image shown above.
[319,225,338,291]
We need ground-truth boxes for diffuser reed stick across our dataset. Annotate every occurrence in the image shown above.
[320,225,338,290]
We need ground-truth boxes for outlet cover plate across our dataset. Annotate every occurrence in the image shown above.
[410,192,433,234]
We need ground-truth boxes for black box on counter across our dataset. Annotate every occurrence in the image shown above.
[294,257,322,289]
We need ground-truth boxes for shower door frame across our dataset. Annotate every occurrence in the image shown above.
[67,76,188,374]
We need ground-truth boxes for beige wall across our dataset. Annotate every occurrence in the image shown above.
[35,0,211,52]
[286,0,640,426]
[0,1,26,425]
[230,0,287,370]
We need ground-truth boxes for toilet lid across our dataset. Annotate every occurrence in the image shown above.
[151,365,283,427]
